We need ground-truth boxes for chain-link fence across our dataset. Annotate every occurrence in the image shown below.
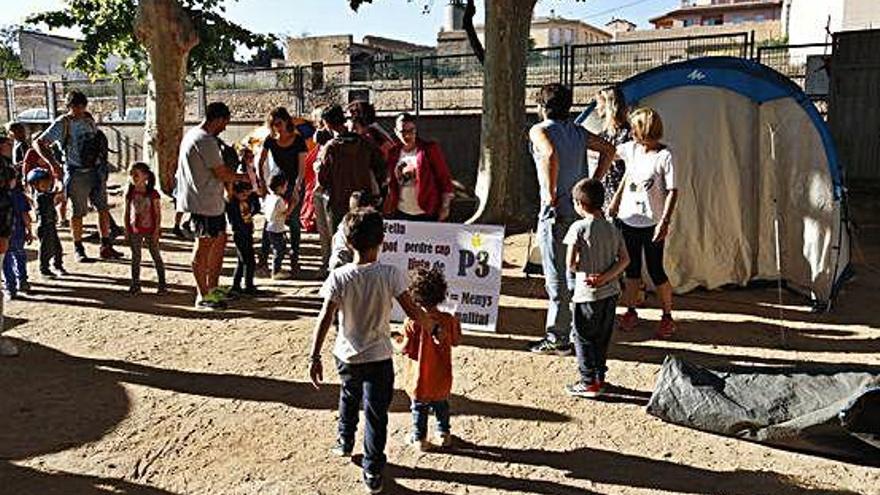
[4,32,838,123]
[419,47,564,111]
[6,80,50,124]
[570,32,751,107]
[757,43,832,116]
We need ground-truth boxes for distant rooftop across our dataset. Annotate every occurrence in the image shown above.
[650,0,783,23]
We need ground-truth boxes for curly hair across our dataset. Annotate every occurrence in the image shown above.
[409,267,447,308]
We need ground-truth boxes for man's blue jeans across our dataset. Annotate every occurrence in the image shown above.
[537,205,575,345]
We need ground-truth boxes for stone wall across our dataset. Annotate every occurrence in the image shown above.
[286,35,353,67]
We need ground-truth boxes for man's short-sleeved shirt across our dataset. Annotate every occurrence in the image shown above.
[563,215,624,303]
[39,115,97,171]
[175,127,226,217]
[319,262,408,364]
[616,141,675,228]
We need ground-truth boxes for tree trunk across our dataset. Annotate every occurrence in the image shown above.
[135,0,199,196]
[467,0,537,229]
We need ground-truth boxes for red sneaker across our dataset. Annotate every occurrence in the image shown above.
[565,380,605,398]
[657,314,676,339]
[619,309,638,331]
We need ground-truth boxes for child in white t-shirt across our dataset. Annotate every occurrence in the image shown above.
[328,190,379,270]
[307,208,432,495]
[261,173,290,279]
[609,107,679,338]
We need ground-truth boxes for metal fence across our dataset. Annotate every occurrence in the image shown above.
[570,32,751,106]
[419,47,565,111]
[0,32,834,124]
[757,42,832,115]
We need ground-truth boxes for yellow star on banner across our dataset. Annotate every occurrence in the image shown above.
[471,233,483,250]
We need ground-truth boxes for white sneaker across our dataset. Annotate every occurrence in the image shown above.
[0,337,20,357]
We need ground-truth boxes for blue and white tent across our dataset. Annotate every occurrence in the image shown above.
[578,57,850,304]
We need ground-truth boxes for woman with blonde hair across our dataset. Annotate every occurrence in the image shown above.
[609,107,679,338]
[595,86,631,211]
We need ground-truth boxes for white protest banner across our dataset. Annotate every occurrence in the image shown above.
[382,220,504,332]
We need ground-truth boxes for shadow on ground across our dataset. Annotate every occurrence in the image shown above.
[380,439,859,495]
[0,336,176,494]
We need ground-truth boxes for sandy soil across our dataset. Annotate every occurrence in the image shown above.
[1,175,878,495]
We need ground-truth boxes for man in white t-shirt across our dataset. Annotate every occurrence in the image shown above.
[175,102,247,310]
[308,208,431,494]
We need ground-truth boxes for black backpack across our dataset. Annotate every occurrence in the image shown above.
[80,129,109,170]
[62,116,108,170]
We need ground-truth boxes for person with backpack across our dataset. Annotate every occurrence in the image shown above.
[35,90,123,262]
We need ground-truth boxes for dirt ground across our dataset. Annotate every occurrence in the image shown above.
[1,174,878,495]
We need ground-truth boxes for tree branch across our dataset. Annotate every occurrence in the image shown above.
[463,0,484,65]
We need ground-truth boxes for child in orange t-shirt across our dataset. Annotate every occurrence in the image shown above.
[396,267,462,451]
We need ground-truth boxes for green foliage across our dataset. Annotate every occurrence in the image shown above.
[26,0,274,81]
[248,41,285,68]
[757,36,790,49]
[0,26,29,80]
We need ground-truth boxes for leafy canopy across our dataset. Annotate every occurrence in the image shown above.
[0,26,28,80]
[27,0,274,80]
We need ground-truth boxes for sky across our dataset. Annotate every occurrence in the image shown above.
[4,0,682,48]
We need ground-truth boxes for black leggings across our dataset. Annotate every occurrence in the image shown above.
[620,222,669,286]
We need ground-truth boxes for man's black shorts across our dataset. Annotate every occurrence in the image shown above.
[190,213,227,238]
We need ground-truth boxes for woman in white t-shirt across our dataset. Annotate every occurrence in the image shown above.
[609,108,679,338]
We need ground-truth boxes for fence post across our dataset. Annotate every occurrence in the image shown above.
[118,79,127,118]
[6,79,16,119]
[198,71,207,119]
[47,81,57,119]
[411,56,419,115]
[749,31,756,60]
[561,45,567,88]
[416,57,423,115]
[295,66,305,115]
[2,80,10,122]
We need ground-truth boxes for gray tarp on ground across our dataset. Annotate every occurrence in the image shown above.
[647,356,880,464]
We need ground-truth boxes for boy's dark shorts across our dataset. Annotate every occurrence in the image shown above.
[190,214,227,238]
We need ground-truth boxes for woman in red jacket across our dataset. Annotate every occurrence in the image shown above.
[384,113,454,222]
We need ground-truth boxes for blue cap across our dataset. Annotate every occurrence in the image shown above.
[26,168,52,184]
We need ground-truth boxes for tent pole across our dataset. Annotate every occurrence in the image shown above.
[773,198,788,349]
[768,122,788,349]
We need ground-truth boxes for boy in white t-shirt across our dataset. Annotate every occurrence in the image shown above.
[308,208,432,494]
[609,107,679,338]
[261,173,290,279]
